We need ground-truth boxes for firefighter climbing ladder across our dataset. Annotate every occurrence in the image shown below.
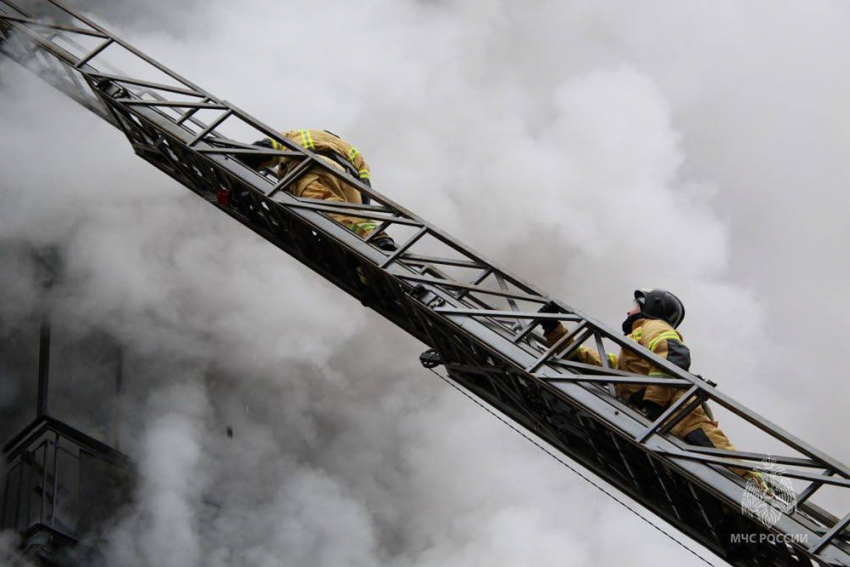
[1,2,848,565]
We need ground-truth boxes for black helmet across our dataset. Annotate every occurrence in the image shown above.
[634,288,686,328]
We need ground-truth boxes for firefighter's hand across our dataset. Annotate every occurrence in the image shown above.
[537,302,562,334]
[240,138,274,169]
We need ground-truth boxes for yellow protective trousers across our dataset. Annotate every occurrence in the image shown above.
[663,389,748,477]
[291,171,377,237]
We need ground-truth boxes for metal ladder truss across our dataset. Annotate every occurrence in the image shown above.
[1,2,848,565]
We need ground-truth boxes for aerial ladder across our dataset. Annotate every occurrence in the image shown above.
[1,2,848,565]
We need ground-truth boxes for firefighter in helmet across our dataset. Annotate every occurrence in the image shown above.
[541,289,762,483]
[240,129,396,251]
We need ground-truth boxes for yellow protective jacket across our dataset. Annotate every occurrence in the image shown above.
[266,129,370,186]
[544,318,691,407]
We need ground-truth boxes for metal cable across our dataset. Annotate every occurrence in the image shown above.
[425,366,720,567]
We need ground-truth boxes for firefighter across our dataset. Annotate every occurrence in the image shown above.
[540,289,765,485]
[240,129,396,251]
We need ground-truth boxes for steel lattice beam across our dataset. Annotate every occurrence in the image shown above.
[1,2,849,565]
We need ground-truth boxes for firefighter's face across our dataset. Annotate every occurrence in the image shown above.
[627,300,642,317]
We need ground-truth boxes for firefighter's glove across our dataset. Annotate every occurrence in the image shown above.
[537,302,562,334]
[640,400,665,421]
[746,471,774,496]
[371,232,397,252]
[240,138,274,169]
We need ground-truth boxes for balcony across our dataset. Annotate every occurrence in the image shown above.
[2,415,132,565]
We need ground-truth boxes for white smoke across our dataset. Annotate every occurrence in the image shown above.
[0,530,36,567]
[2,0,849,565]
